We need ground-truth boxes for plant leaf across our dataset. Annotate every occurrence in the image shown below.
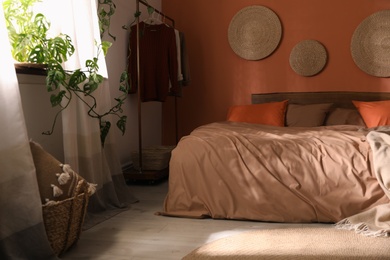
[84,73,103,94]
[100,120,111,146]
[28,44,46,63]
[68,69,86,88]
[86,57,100,71]
[147,6,154,15]
[13,33,34,62]
[47,35,74,63]
[63,34,75,56]
[116,116,127,135]
[46,64,65,91]
[50,90,66,107]
[119,71,129,93]
[34,13,49,36]
[101,40,112,56]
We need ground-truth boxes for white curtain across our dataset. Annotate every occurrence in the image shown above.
[0,5,57,259]
[44,0,137,228]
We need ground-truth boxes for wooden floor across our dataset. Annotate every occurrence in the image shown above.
[61,179,328,260]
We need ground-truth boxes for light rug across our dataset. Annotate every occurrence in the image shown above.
[183,226,390,259]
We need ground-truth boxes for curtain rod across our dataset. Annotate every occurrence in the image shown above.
[139,0,175,27]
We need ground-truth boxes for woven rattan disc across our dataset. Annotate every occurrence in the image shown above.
[351,10,390,77]
[228,6,282,61]
[289,40,328,77]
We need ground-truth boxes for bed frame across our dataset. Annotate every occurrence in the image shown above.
[252,91,390,108]
[162,91,390,224]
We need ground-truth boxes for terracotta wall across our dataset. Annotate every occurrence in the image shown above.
[161,0,390,144]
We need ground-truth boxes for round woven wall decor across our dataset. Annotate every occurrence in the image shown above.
[289,40,328,77]
[228,5,282,61]
[351,10,390,77]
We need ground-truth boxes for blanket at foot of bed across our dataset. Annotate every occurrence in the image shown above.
[336,130,390,237]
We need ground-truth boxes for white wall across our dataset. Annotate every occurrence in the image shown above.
[18,74,64,161]
[19,0,163,167]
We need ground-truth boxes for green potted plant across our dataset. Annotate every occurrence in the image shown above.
[2,0,128,146]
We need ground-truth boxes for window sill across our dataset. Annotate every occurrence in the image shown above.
[14,63,47,76]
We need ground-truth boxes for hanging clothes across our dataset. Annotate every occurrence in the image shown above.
[168,28,184,97]
[128,22,180,102]
[174,29,183,82]
[179,31,191,87]
[168,30,191,97]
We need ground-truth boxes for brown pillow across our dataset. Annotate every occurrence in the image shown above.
[325,108,365,126]
[30,141,88,204]
[286,103,333,127]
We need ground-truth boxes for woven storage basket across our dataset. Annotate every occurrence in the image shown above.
[42,179,90,256]
[131,145,175,170]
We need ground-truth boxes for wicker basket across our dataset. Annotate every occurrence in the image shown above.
[42,179,90,256]
[131,146,175,170]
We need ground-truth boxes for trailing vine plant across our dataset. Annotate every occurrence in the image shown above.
[2,0,128,146]
[97,0,117,42]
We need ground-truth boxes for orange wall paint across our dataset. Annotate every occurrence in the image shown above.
[161,0,390,144]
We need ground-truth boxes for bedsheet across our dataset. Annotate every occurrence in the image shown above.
[161,122,389,223]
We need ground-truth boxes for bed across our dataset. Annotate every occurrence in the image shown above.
[160,92,390,227]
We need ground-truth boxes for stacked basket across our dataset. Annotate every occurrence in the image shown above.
[131,145,175,171]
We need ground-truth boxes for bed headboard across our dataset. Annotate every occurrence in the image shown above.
[251,91,390,108]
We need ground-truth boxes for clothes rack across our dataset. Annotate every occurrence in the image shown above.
[131,0,178,180]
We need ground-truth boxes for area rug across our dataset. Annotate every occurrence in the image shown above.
[183,226,390,259]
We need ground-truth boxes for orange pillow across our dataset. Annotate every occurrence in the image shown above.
[227,100,288,126]
[352,100,390,128]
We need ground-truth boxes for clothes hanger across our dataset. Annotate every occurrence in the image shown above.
[144,9,163,25]
[161,14,170,27]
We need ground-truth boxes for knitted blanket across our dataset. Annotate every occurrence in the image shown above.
[336,129,390,237]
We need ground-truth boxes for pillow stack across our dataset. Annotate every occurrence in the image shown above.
[226,99,390,128]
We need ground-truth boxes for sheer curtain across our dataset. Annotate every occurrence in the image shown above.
[43,0,137,227]
[0,5,56,259]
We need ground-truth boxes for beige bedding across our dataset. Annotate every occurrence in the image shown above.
[161,122,390,223]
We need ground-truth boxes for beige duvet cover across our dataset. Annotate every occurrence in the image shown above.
[161,122,389,223]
